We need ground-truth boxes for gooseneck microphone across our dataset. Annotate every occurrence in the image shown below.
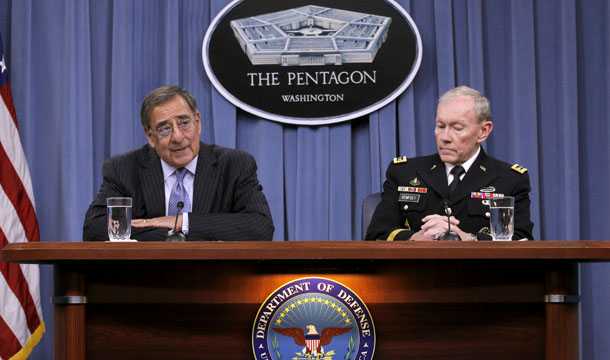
[166,201,186,242]
[438,200,461,241]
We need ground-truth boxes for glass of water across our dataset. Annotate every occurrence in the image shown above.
[107,197,132,241]
[489,196,514,241]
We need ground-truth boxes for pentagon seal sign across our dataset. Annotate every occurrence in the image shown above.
[203,0,422,125]
[253,277,375,360]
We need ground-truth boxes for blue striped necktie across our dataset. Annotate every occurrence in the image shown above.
[168,168,191,215]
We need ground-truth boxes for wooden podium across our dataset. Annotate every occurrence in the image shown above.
[4,241,610,360]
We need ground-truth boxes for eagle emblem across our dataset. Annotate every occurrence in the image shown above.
[274,325,352,358]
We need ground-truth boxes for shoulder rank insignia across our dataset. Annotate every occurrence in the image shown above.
[393,156,407,164]
[511,164,528,174]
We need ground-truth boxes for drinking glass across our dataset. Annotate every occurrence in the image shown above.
[107,197,132,241]
[489,196,514,241]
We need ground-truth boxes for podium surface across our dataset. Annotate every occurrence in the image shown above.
[4,241,610,360]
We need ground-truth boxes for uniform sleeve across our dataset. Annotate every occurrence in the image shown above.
[512,171,534,240]
[365,162,414,241]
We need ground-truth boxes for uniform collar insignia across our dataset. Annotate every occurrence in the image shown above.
[480,165,487,172]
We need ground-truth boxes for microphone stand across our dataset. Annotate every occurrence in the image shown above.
[166,201,186,242]
[438,201,461,241]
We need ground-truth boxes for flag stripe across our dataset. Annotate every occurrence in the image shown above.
[0,314,22,359]
[0,142,40,244]
[0,253,30,348]
[0,230,41,335]
[0,187,44,331]
[0,85,36,202]
[306,339,320,351]
[0,82,17,127]
[0,32,45,358]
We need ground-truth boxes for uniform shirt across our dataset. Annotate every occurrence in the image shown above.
[444,146,479,184]
[365,148,534,241]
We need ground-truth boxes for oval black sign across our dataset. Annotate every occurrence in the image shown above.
[203,0,422,125]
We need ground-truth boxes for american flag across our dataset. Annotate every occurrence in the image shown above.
[0,33,45,359]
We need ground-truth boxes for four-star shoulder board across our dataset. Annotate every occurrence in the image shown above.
[511,164,528,174]
[393,156,407,164]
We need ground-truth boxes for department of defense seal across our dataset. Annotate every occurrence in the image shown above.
[253,277,375,360]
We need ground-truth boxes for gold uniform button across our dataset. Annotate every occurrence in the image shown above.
[403,205,409,210]
[485,212,491,218]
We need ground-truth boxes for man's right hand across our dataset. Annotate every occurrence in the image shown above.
[410,214,461,241]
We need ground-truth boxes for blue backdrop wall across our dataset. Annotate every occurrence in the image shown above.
[0,0,608,358]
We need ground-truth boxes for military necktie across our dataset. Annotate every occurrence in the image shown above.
[448,165,465,196]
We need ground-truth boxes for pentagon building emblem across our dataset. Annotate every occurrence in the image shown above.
[253,277,375,360]
[230,5,391,66]
[203,0,421,125]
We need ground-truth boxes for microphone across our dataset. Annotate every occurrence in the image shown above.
[437,200,461,241]
[165,201,186,242]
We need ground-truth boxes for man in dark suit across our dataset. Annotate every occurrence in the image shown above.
[366,86,533,241]
[83,86,274,241]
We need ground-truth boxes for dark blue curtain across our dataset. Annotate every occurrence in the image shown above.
[0,0,608,358]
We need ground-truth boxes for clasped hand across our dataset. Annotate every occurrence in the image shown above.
[410,214,470,241]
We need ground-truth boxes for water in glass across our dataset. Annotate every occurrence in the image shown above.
[490,207,514,240]
[107,197,132,241]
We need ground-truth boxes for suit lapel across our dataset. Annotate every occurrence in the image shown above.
[193,142,220,213]
[139,146,166,216]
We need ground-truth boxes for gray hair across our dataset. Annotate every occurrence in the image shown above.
[438,86,491,123]
[140,86,199,129]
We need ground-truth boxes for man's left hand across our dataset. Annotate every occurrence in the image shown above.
[420,214,472,241]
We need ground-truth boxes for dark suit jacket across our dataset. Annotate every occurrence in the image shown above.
[365,149,534,241]
[83,142,274,241]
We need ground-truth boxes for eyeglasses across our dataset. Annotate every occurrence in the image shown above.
[150,118,195,138]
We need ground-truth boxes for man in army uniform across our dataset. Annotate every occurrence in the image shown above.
[365,86,534,241]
